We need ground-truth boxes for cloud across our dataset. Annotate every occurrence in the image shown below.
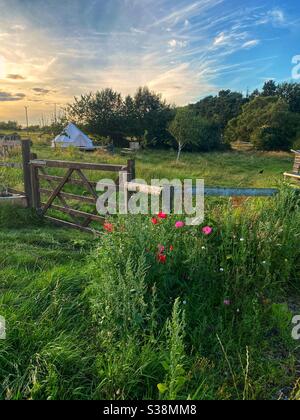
[269,8,285,24]
[256,8,286,26]
[168,39,188,50]
[6,74,26,80]
[213,32,227,46]
[0,0,293,123]
[242,40,260,49]
[32,88,52,95]
[213,30,247,48]
[0,90,25,102]
[11,24,26,31]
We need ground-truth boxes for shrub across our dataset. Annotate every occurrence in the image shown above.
[225,97,300,151]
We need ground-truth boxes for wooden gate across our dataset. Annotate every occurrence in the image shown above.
[29,158,135,235]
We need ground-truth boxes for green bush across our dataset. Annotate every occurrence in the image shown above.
[225,97,300,151]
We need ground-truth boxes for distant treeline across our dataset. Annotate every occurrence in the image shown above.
[67,80,300,153]
[0,121,21,131]
[2,80,300,154]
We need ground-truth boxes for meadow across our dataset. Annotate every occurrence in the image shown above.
[0,134,300,400]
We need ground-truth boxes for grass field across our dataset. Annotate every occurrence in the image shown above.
[0,129,295,190]
[0,135,300,400]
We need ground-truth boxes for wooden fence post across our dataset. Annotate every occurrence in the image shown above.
[30,153,41,211]
[21,139,33,208]
[127,159,136,182]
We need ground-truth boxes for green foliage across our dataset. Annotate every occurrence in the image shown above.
[262,80,278,97]
[161,299,187,400]
[0,121,21,130]
[0,189,299,400]
[191,89,247,130]
[67,87,174,147]
[225,97,300,150]
[168,107,221,160]
[260,80,300,113]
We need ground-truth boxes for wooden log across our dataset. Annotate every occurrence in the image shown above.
[30,159,127,172]
[126,182,163,196]
[43,203,105,223]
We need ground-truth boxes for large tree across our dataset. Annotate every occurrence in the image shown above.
[67,89,124,138]
[277,82,300,113]
[133,87,174,146]
[225,96,300,150]
[191,90,246,130]
[262,80,278,97]
[67,87,173,146]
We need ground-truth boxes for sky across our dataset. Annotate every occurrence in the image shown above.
[0,0,300,125]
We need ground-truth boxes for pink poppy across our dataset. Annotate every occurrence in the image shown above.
[175,221,185,229]
[202,226,213,236]
[169,245,174,252]
[224,300,231,306]
[151,217,158,225]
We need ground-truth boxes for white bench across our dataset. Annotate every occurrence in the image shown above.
[284,150,300,182]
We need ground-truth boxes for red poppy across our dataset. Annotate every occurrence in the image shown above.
[103,222,114,233]
[151,217,158,225]
[157,254,167,264]
[158,212,167,219]
[169,245,174,252]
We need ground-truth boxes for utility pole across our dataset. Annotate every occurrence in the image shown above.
[54,103,57,124]
[24,106,29,131]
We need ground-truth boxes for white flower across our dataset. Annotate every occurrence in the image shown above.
[220,268,224,272]
[183,300,187,305]
[240,238,245,242]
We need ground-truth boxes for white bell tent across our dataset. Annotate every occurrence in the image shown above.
[52,123,95,150]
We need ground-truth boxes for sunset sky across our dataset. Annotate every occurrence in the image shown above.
[0,0,300,125]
